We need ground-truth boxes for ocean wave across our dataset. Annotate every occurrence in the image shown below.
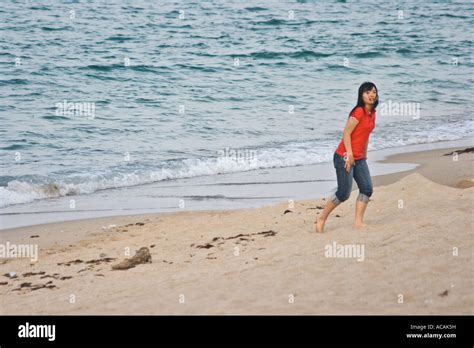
[41,26,73,31]
[230,50,333,60]
[1,119,472,208]
[0,145,333,208]
[41,115,70,121]
[0,78,29,86]
[1,144,28,150]
[80,64,125,72]
[353,51,385,58]
[245,7,268,12]
[105,35,135,41]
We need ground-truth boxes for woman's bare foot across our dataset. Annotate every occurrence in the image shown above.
[353,222,368,230]
[314,216,326,233]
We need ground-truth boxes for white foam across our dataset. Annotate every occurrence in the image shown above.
[1,119,472,208]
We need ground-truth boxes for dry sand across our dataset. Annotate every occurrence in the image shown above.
[0,146,473,314]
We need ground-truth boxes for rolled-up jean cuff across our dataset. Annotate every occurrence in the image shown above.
[330,193,341,205]
[357,193,370,203]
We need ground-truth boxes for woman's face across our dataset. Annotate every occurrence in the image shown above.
[362,87,377,106]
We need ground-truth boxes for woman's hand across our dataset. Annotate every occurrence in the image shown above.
[344,153,354,172]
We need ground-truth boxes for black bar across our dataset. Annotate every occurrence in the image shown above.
[0,315,472,346]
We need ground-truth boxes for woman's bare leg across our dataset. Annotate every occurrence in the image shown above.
[315,199,339,233]
[354,200,368,229]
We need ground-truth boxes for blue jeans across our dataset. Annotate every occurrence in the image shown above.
[330,152,373,205]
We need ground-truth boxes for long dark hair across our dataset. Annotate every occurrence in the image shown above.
[349,82,378,116]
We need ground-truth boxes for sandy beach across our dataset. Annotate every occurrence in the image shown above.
[0,146,473,315]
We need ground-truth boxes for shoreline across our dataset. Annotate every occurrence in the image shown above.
[0,143,473,314]
[1,138,472,232]
[1,142,472,239]
[372,146,473,188]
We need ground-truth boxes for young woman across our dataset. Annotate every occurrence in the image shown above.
[315,82,378,233]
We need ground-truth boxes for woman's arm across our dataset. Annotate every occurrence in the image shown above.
[364,140,368,159]
[342,116,359,172]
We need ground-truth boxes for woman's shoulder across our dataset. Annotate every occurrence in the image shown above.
[349,106,365,120]
[349,105,366,114]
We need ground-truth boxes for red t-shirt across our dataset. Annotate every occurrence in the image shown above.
[335,106,376,160]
